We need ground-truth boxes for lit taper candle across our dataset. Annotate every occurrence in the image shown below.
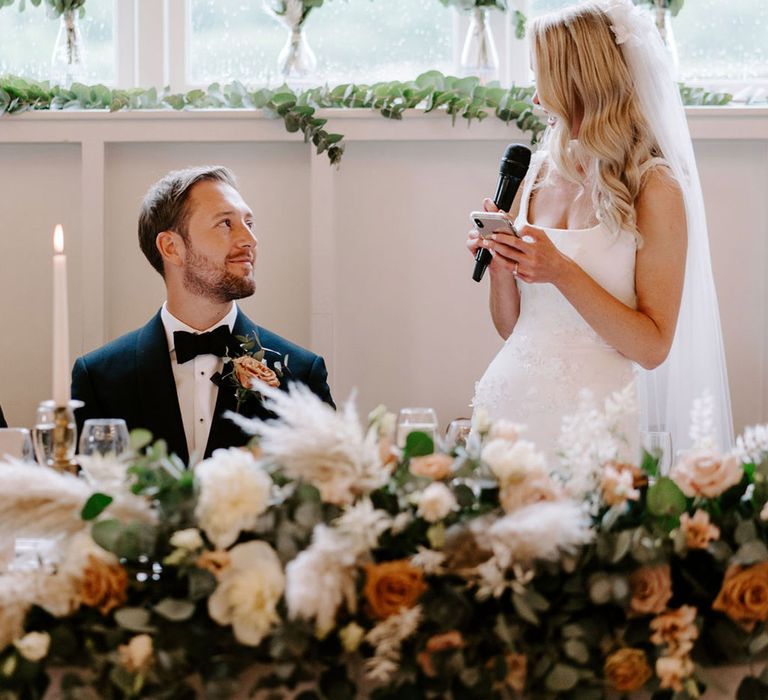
[52,224,70,407]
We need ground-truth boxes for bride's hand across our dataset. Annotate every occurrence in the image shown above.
[480,223,571,284]
[466,199,513,275]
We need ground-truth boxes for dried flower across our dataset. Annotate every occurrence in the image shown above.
[650,606,698,657]
[410,454,453,480]
[656,655,694,692]
[712,562,768,631]
[601,463,640,506]
[169,528,204,551]
[604,648,652,692]
[339,622,365,653]
[195,550,231,579]
[79,555,128,615]
[499,470,563,514]
[364,560,427,620]
[679,510,720,549]
[628,564,672,616]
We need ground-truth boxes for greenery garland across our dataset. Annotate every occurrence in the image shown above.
[0,72,733,166]
[0,0,86,18]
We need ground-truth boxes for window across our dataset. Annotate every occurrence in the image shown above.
[530,0,767,85]
[188,0,453,87]
[0,0,115,84]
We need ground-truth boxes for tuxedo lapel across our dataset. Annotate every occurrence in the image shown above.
[204,310,273,458]
[136,312,189,465]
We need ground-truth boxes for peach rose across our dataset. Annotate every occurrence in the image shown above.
[410,454,453,480]
[364,559,428,620]
[378,435,398,470]
[650,606,698,656]
[499,471,563,513]
[712,562,768,631]
[79,555,128,615]
[416,631,464,677]
[232,355,279,389]
[680,510,720,550]
[628,564,672,616]
[670,449,742,498]
[604,648,652,692]
[196,549,232,580]
[656,655,694,692]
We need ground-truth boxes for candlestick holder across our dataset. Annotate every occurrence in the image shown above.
[32,399,83,474]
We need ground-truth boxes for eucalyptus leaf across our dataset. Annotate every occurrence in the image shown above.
[114,607,156,633]
[647,477,687,518]
[564,639,590,665]
[153,597,195,622]
[80,492,113,520]
[546,663,580,692]
[733,540,768,565]
[735,519,758,546]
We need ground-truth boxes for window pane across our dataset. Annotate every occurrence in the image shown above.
[189,0,453,87]
[0,0,114,84]
[530,0,767,83]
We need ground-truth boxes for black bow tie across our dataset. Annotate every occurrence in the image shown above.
[173,325,233,364]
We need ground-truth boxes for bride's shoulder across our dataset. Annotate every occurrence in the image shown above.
[635,162,685,236]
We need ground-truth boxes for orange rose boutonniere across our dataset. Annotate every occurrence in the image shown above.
[214,332,287,412]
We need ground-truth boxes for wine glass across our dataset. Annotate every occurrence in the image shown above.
[32,400,77,468]
[0,428,34,463]
[78,418,130,458]
[396,408,438,449]
[640,430,673,476]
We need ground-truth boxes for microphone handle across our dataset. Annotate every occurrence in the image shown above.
[472,173,520,282]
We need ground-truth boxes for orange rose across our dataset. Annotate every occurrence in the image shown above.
[364,560,427,619]
[416,631,464,677]
[629,564,672,616]
[712,562,768,631]
[196,549,232,579]
[80,555,128,615]
[504,653,527,692]
[232,355,279,389]
[604,648,652,692]
[410,454,453,480]
[679,510,720,550]
[650,606,698,656]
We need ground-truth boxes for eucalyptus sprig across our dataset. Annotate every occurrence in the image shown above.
[0,0,86,18]
[0,72,734,166]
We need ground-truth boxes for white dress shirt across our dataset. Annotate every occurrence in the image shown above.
[160,302,238,461]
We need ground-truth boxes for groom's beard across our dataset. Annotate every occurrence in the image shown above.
[182,245,255,303]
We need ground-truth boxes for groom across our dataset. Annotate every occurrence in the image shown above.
[71,166,334,464]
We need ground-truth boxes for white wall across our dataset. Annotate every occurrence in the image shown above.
[0,109,766,443]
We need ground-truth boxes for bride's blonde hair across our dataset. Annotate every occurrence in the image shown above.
[530,2,663,237]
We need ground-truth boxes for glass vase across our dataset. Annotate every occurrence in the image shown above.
[653,4,680,77]
[277,25,317,82]
[459,7,499,83]
[51,9,87,88]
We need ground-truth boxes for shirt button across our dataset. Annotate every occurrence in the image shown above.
[199,418,204,423]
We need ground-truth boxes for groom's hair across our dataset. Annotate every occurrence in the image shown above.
[138,165,238,276]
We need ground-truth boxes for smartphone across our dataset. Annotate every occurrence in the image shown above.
[469,211,517,238]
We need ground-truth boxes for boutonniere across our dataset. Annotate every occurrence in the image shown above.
[215,333,289,413]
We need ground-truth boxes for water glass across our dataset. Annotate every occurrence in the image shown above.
[640,430,673,476]
[79,418,130,458]
[396,407,438,449]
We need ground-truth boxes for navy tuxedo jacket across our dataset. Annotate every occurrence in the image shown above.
[71,309,334,464]
[0,405,6,429]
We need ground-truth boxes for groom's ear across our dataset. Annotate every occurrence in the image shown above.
[156,230,184,269]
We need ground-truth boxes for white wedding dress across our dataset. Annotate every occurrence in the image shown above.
[473,155,642,462]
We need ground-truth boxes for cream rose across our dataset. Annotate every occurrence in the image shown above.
[481,439,546,485]
[670,449,743,498]
[169,528,204,551]
[118,634,153,673]
[13,632,50,662]
[417,482,458,522]
[656,655,694,692]
[208,541,285,646]
[195,447,272,549]
[499,471,563,514]
[629,564,672,616]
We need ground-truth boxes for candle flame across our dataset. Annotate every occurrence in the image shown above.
[53,225,64,254]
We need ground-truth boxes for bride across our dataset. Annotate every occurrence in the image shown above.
[470,0,733,460]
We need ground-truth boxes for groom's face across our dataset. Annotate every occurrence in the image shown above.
[179,180,257,302]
